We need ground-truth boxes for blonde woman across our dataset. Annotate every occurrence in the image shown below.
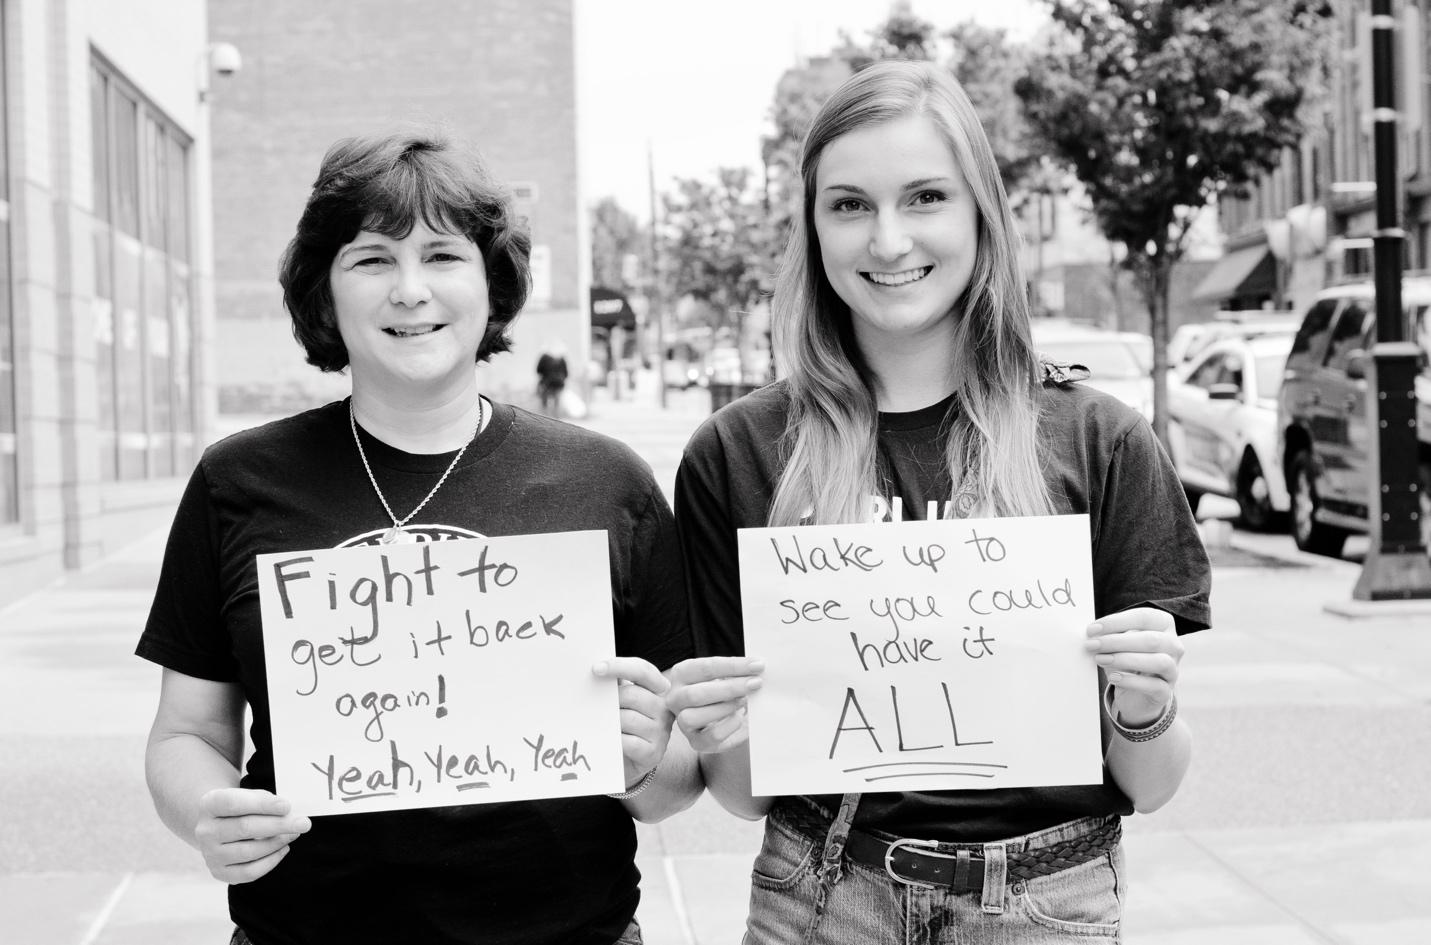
[666,60,1210,942]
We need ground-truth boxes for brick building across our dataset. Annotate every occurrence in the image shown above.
[1212,2,1431,313]
[206,0,585,415]
[0,1,219,605]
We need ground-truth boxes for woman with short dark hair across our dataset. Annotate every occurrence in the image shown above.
[139,129,697,945]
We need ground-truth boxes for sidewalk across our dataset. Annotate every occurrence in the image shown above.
[1,389,1428,944]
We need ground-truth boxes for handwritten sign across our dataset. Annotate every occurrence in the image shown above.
[737,515,1102,796]
[256,532,623,816]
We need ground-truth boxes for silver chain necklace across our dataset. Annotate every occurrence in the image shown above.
[349,397,483,544]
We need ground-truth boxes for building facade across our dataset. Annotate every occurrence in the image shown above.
[1211,1,1431,314]
[0,0,219,606]
[1017,181,1222,333]
[206,0,584,417]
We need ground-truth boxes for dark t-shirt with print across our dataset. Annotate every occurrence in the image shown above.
[138,399,690,945]
[675,378,1211,842]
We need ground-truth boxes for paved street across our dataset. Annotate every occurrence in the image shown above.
[2,385,1429,944]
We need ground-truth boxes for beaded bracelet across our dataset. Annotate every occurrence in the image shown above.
[1103,683,1178,743]
[606,765,658,800]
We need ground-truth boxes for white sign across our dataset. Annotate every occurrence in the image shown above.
[737,515,1102,796]
[257,532,623,816]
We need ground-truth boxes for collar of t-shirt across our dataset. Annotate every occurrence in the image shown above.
[878,393,957,433]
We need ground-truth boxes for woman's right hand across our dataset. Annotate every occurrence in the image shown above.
[665,656,765,754]
[193,788,312,884]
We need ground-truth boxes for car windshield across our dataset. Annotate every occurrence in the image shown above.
[1038,340,1146,379]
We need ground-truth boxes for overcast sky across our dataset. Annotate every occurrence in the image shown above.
[574,0,1051,218]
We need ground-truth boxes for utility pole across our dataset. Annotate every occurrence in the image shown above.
[648,141,666,409]
[1352,0,1431,600]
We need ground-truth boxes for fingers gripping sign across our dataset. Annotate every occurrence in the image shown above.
[592,657,674,789]
[664,656,766,754]
[1085,607,1184,727]
[194,788,312,884]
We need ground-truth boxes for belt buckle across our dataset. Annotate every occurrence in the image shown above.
[883,837,955,889]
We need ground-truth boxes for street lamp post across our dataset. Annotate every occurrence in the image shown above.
[1353,0,1431,600]
[647,141,666,409]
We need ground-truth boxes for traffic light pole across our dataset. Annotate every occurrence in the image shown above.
[1353,0,1431,600]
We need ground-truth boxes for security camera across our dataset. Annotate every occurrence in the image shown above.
[209,42,242,78]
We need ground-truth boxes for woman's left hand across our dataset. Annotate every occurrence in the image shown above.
[592,657,674,790]
[1085,608,1185,727]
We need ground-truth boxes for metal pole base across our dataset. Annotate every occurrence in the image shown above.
[1352,548,1431,601]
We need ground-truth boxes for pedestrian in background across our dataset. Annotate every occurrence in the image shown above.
[536,343,570,415]
[137,129,698,945]
[665,60,1210,943]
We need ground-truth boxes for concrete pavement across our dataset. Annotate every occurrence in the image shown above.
[2,384,1429,944]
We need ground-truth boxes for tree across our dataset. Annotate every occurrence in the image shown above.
[761,3,940,246]
[590,196,647,291]
[946,20,1040,200]
[762,5,1041,246]
[1017,0,1332,444]
[660,168,777,375]
[841,0,938,70]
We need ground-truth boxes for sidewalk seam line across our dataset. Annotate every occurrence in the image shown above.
[661,854,698,945]
[78,871,133,945]
[1178,831,1342,945]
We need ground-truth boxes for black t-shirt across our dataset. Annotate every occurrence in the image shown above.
[675,377,1211,842]
[138,399,690,945]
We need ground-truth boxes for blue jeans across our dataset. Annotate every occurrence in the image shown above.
[230,917,643,944]
[744,799,1124,944]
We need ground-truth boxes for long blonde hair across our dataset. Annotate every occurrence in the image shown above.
[768,60,1052,526]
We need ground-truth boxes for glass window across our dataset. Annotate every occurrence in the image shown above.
[90,55,196,481]
[1187,353,1225,389]
[1324,301,1374,372]
[0,6,16,523]
[1254,354,1285,401]
[93,222,117,480]
[1288,299,1340,366]
[90,66,109,224]
[111,90,139,237]
[1217,353,1245,389]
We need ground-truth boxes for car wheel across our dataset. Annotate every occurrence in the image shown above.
[1290,450,1348,557]
[1236,453,1284,532]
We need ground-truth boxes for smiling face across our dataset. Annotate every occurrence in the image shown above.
[328,221,489,398]
[812,113,980,352]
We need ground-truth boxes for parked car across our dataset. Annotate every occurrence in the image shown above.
[661,342,703,389]
[1168,333,1294,529]
[1033,325,1154,419]
[1276,278,1431,557]
[1168,311,1300,368]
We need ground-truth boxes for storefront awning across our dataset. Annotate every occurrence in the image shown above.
[589,286,637,330]
[1191,245,1276,302]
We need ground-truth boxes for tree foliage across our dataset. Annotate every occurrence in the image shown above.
[590,196,646,291]
[762,5,1039,244]
[659,167,776,337]
[1017,0,1332,442]
[947,20,1039,203]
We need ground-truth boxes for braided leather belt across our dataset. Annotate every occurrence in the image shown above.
[775,801,1121,893]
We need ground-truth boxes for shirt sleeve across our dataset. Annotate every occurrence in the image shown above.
[135,460,240,680]
[1092,417,1212,634]
[673,427,748,657]
[616,483,694,671]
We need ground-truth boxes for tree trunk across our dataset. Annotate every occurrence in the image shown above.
[1147,261,1173,450]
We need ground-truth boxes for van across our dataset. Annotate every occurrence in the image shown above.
[1276,277,1431,557]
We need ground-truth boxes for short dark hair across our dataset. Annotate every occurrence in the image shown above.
[279,129,532,371]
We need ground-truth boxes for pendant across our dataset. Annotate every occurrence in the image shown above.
[380,526,412,545]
